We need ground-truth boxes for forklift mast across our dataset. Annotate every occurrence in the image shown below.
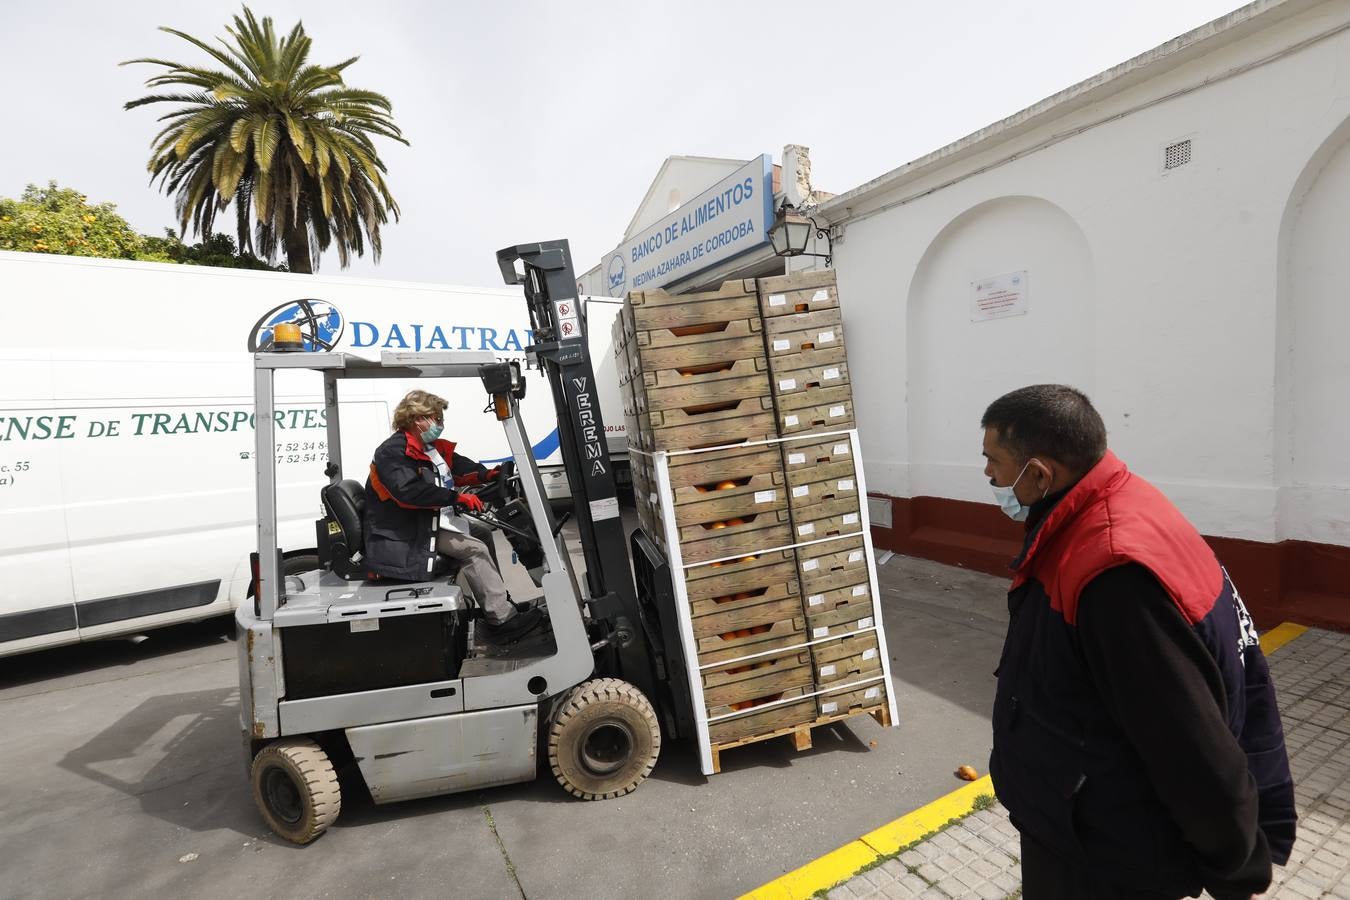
[496,240,657,700]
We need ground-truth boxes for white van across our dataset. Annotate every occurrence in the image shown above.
[0,251,626,657]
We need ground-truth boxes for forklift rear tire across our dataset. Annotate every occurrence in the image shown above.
[547,678,660,800]
[250,738,341,844]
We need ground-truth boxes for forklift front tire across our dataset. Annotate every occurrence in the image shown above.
[250,738,341,844]
[548,678,661,800]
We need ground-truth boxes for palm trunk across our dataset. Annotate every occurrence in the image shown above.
[284,223,312,273]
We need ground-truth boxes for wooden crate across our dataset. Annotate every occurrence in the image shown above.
[757,269,839,318]
[631,317,766,368]
[804,581,874,621]
[633,396,779,452]
[683,548,798,600]
[765,308,845,357]
[797,536,869,594]
[626,278,760,336]
[702,649,814,709]
[805,593,877,642]
[708,692,818,745]
[768,359,851,398]
[628,356,771,416]
[689,581,804,639]
[811,632,883,687]
[782,435,857,489]
[665,443,785,492]
[666,507,793,566]
[695,614,806,666]
[777,393,856,437]
[817,680,888,719]
[790,501,864,543]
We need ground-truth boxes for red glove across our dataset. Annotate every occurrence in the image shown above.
[457,493,485,514]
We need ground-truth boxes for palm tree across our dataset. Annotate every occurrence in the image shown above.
[124,7,408,273]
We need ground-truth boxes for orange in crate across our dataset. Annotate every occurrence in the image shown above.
[668,322,730,337]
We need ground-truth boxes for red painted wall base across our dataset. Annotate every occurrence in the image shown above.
[870,493,1350,633]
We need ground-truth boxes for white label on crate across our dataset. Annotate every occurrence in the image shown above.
[818,330,836,343]
[863,648,878,661]
[754,490,776,504]
[852,585,868,597]
[858,616,875,629]
[848,550,864,563]
[819,664,837,677]
[843,513,859,525]
[768,293,787,307]
[785,415,800,427]
[813,627,830,640]
[865,687,881,700]
[798,523,816,536]
[773,339,790,351]
[822,701,839,714]
[792,485,810,498]
[808,593,825,606]
[788,452,806,465]
[812,289,830,303]
[802,559,819,571]
[350,618,379,633]
[833,443,850,456]
[829,405,847,418]
[823,367,841,381]
[838,479,855,491]
[779,378,797,391]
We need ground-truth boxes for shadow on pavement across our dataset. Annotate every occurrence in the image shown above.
[0,616,235,691]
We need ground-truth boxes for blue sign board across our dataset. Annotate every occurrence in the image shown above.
[604,154,774,297]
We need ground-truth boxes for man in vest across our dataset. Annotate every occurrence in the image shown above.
[981,385,1295,899]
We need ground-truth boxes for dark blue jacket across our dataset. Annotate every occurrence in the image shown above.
[990,451,1295,898]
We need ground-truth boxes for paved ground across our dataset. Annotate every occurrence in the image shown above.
[0,534,1012,900]
[826,626,1350,900]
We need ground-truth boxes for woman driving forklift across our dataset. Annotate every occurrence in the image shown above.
[364,390,544,645]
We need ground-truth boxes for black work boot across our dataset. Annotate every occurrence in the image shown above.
[482,607,544,646]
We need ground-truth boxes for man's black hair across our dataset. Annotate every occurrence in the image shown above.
[981,384,1107,475]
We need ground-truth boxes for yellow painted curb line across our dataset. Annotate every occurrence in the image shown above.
[1260,621,1309,655]
[739,776,994,899]
[740,622,1312,900]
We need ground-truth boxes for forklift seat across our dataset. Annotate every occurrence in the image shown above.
[319,479,367,580]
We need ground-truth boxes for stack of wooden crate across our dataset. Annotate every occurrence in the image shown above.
[614,268,893,774]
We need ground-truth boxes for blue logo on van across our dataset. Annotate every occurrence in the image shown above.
[606,254,626,297]
[248,299,345,352]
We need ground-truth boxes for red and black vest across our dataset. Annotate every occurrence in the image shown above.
[989,451,1295,891]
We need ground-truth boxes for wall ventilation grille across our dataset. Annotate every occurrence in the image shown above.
[1164,139,1193,171]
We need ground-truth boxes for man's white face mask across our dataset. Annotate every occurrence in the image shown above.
[990,460,1047,522]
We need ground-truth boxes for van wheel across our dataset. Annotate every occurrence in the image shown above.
[547,678,660,800]
[250,738,340,844]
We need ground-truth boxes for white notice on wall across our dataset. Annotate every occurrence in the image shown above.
[972,270,1029,322]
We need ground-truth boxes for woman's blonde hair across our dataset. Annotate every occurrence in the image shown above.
[392,390,448,432]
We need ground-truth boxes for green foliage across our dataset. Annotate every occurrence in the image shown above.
[123,6,408,272]
[0,182,145,259]
[142,229,285,270]
[0,181,284,270]
[973,792,997,811]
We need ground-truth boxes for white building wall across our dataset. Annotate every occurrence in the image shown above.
[824,0,1350,545]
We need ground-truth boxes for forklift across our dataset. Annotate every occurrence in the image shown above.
[237,241,695,844]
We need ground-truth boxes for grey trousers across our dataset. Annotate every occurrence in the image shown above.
[436,528,513,625]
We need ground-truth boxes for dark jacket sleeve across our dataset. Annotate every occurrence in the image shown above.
[372,438,457,509]
[1077,564,1272,899]
[450,452,490,486]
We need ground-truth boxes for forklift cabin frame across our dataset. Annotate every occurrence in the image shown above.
[240,349,595,799]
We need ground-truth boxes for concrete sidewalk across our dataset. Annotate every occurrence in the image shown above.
[821,625,1350,900]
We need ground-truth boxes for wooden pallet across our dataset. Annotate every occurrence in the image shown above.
[709,704,892,773]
